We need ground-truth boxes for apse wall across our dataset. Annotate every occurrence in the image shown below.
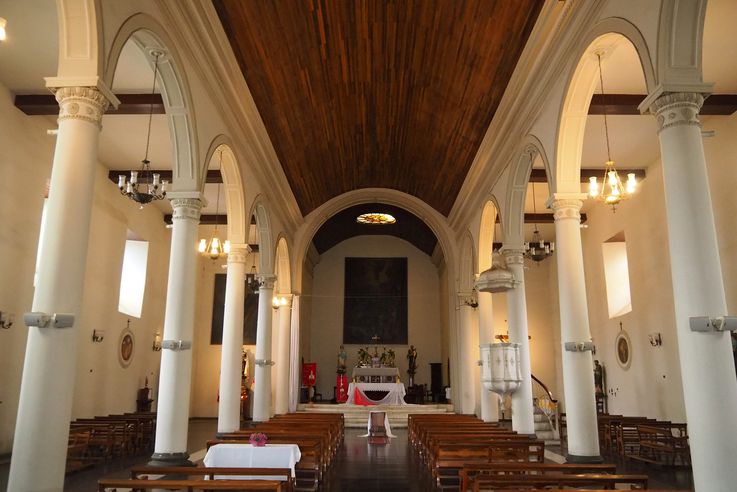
[0,82,170,453]
[308,235,443,400]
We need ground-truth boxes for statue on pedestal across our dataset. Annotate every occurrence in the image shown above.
[407,345,418,386]
[337,345,347,374]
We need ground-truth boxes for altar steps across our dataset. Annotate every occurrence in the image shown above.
[296,403,454,429]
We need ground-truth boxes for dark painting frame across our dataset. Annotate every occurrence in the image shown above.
[211,273,258,345]
[343,257,408,344]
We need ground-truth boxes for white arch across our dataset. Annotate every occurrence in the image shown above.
[275,236,292,294]
[104,14,200,191]
[202,137,247,245]
[478,200,499,273]
[55,0,103,79]
[555,19,655,194]
[250,197,275,275]
[503,135,550,247]
[459,231,477,293]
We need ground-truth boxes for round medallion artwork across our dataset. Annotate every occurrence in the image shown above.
[614,331,632,370]
[119,328,135,368]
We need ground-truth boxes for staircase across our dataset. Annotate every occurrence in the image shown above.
[534,407,559,444]
[297,403,454,429]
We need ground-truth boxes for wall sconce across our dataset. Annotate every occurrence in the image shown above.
[272,296,287,310]
[92,329,105,343]
[649,332,663,347]
[152,332,162,352]
[0,311,14,329]
[462,289,479,309]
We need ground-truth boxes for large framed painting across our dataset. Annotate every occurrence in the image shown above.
[343,257,408,344]
[615,330,632,370]
[211,273,258,345]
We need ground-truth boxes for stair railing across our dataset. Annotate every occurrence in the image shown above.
[531,373,560,440]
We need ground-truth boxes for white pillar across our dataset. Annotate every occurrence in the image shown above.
[458,294,478,415]
[477,292,499,422]
[217,247,248,434]
[253,275,276,421]
[151,196,202,466]
[503,249,535,435]
[275,295,292,415]
[646,92,737,491]
[550,196,600,462]
[8,86,112,492]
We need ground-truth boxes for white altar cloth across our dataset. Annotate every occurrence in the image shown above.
[345,382,407,405]
[203,443,301,479]
[359,410,397,438]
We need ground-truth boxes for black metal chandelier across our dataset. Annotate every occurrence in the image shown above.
[117,51,167,207]
[524,183,554,263]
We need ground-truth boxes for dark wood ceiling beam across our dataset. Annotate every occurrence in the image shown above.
[528,168,646,183]
[14,93,165,115]
[108,169,223,184]
[495,212,587,224]
[589,94,737,115]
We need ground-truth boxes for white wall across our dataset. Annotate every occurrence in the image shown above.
[0,82,171,453]
[308,235,443,399]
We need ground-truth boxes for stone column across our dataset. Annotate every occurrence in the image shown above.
[8,86,112,492]
[253,274,276,421]
[646,92,737,490]
[458,294,478,415]
[503,248,535,435]
[217,247,248,434]
[477,291,499,422]
[274,295,293,415]
[550,197,600,462]
[150,196,202,466]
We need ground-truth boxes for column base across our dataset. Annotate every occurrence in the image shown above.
[566,453,604,464]
[148,452,195,467]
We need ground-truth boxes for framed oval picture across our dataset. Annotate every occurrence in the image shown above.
[119,328,135,368]
[615,331,632,370]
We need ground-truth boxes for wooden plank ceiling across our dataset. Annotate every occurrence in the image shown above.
[213,0,543,216]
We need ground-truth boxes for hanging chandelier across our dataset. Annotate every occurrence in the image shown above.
[588,52,637,211]
[246,258,260,295]
[524,183,554,262]
[198,152,230,259]
[117,51,168,207]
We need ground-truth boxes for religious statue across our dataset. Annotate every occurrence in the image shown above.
[407,345,418,386]
[593,360,606,395]
[357,347,371,367]
[380,347,396,367]
[337,345,347,374]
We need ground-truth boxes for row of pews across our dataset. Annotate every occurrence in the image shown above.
[409,413,649,491]
[599,414,691,466]
[97,413,343,492]
[67,411,156,473]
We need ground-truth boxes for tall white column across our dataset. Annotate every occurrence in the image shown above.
[550,197,600,462]
[646,92,737,491]
[275,295,293,415]
[477,292,499,422]
[151,196,202,466]
[217,247,248,434]
[8,86,112,492]
[458,294,478,415]
[503,249,535,435]
[253,275,276,421]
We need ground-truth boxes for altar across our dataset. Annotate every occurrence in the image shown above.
[352,366,400,383]
[346,382,407,406]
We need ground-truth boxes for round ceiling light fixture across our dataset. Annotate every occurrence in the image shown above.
[356,212,396,225]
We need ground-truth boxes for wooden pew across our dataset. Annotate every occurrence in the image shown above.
[129,465,294,492]
[471,472,649,491]
[98,478,286,491]
[632,423,690,466]
[459,463,617,492]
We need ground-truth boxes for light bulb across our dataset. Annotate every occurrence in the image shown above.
[607,170,617,186]
[0,18,7,42]
[224,240,231,254]
[130,171,138,184]
[589,177,599,197]
[626,173,636,193]
[118,175,126,189]
[198,239,207,253]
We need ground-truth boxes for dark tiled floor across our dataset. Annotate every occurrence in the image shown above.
[0,418,694,491]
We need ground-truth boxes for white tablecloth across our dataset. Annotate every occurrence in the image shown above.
[345,382,407,405]
[359,410,397,438]
[203,443,301,479]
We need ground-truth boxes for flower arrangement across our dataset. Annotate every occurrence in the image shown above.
[249,432,268,447]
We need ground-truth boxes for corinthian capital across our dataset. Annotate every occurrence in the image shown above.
[550,197,583,222]
[170,198,203,222]
[647,92,704,133]
[502,249,525,266]
[52,87,111,129]
[227,247,249,264]
[257,274,277,290]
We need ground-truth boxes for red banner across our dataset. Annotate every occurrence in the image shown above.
[302,362,317,387]
[336,375,349,403]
